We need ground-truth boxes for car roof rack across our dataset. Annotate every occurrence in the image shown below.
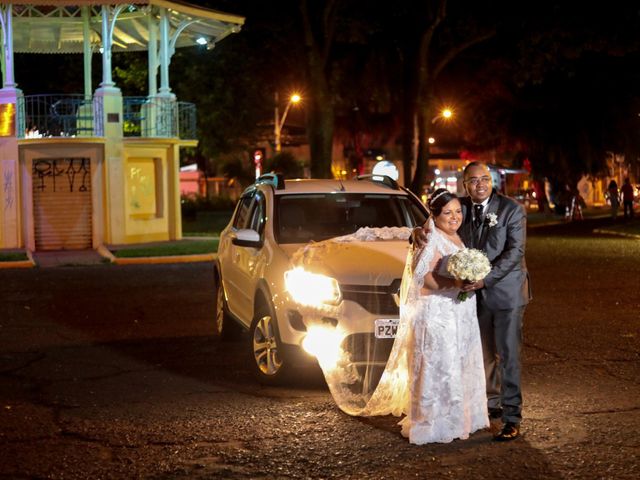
[355,174,399,190]
[256,173,285,190]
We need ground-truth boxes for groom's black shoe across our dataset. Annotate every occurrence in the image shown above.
[493,422,520,442]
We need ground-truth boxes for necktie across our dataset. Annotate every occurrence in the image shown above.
[473,204,484,229]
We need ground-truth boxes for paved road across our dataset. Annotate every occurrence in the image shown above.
[1,220,639,479]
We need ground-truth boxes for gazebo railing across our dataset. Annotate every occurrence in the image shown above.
[122,96,179,138]
[122,97,196,139]
[177,101,196,140]
[19,94,196,140]
[22,94,101,138]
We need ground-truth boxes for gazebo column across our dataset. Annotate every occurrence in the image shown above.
[157,8,173,98]
[0,4,23,249]
[82,6,93,99]
[95,5,126,244]
[148,7,176,138]
[74,6,95,137]
[148,14,158,97]
[141,11,159,137]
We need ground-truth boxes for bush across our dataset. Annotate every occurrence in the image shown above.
[264,152,305,178]
[181,195,236,219]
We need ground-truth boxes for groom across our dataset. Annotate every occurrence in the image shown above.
[415,161,531,441]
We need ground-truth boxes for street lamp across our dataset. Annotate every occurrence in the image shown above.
[274,92,301,153]
[432,106,454,123]
[428,106,455,192]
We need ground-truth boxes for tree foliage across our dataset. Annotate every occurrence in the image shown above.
[458,1,640,187]
[21,0,639,191]
[265,151,305,178]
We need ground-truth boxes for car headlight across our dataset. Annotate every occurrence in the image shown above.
[301,325,345,368]
[284,267,341,307]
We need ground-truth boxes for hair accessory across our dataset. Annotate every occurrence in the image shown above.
[429,189,448,206]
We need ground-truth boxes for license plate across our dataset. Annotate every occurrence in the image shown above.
[374,319,399,338]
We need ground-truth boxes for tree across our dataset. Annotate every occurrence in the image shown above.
[458,1,640,189]
[299,0,339,178]
[265,151,305,178]
[383,0,496,194]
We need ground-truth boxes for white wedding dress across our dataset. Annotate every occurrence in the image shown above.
[321,220,488,444]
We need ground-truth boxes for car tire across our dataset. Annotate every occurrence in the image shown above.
[249,301,291,384]
[214,273,242,341]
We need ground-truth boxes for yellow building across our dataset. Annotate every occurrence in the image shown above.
[0,1,243,251]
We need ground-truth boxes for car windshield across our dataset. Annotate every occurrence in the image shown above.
[276,193,427,244]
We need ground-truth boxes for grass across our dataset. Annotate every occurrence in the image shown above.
[113,239,219,258]
[0,251,29,262]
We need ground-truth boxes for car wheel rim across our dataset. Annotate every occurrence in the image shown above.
[215,282,224,335]
[252,314,282,375]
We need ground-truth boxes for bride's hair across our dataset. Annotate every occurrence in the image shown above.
[428,188,458,216]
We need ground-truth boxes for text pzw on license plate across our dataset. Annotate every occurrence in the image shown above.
[374,319,399,338]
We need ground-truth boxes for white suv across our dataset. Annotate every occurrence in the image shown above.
[214,174,428,383]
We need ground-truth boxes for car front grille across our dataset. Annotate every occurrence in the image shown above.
[340,279,401,315]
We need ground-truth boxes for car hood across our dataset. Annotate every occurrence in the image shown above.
[280,240,410,286]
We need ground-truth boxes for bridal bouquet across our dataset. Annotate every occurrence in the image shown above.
[447,248,491,301]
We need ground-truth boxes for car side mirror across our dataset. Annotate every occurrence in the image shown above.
[232,228,262,248]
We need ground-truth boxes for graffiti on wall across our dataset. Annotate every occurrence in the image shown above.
[33,158,90,193]
[128,159,156,215]
[3,168,13,210]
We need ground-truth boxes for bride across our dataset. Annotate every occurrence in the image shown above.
[326,188,488,444]
[395,188,488,444]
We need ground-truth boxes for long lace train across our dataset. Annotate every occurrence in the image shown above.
[315,221,489,444]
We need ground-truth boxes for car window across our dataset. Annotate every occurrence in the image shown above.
[406,197,428,226]
[248,193,266,236]
[233,194,253,229]
[276,193,427,244]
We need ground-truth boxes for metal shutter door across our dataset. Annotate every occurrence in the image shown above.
[32,158,92,250]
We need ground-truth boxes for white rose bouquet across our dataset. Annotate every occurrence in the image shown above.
[446,248,491,301]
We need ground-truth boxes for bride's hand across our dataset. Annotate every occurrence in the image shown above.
[461,279,485,292]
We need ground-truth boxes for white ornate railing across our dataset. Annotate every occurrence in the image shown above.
[19,94,196,140]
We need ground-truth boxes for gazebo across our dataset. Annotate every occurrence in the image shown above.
[0,1,244,251]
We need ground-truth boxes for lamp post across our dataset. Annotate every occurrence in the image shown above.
[274,92,301,153]
[427,107,454,147]
[428,106,455,192]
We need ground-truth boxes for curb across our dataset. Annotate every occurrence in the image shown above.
[593,229,640,239]
[113,253,217,265]
[528,221,564,228]
[0,259,34,269]
[97,244,116,263]
[0,250,36,269]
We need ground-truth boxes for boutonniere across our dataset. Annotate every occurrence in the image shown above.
[486,213,498,227]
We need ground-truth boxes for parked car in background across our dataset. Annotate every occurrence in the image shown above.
[214,174,428,384]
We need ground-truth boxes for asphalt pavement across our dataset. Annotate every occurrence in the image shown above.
[0,216,638,479]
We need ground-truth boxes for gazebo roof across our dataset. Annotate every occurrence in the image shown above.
[8,1,245,53]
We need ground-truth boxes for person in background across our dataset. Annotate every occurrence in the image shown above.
[620,178,635,220]
[607,180,620,220]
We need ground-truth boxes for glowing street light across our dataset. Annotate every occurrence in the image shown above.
[432,106,454,123]
[274,92,301,153]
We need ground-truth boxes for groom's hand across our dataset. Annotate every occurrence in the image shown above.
[461,279,485,292]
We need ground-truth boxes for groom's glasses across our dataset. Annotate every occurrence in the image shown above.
[464,176,491,186]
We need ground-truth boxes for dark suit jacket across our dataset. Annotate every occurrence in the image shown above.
[459,191,532,311]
